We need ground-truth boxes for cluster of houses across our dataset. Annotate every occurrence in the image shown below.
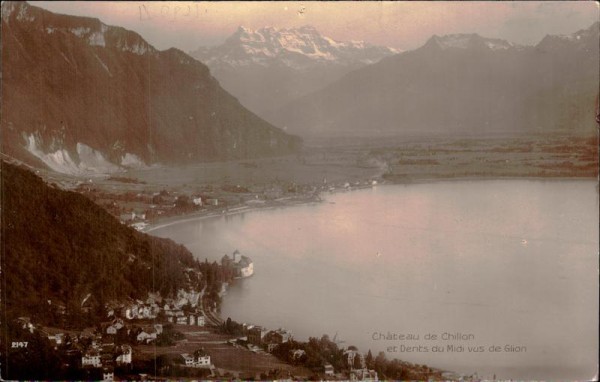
[134,324,162,344]
[40,320,133,381]
[118,209,148,231]
[21,310,214,381]
[16,316,35,333]
[79,342,132,382]
[181,349,212,368]
[112,291,205,328]
[244,325,293,352]
[20,316,134,374]
[313,349,379,381]
[114,190,222,230]
[349,368,379,381]
[163,304,205,326]
[344,349,379,381]
[81,343,132,368]
[14,289,211,379]
[93,174,382,235]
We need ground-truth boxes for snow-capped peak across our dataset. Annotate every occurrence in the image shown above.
[192,25,399,69]
[536,21,599,50]
[426,33,518,51]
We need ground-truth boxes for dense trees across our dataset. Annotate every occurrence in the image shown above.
[271,335,346,371]
[222,317,246,336]
[1,162,200,327]
[200,259,233,309]
[269,332,426,380]
[0,322,63,380]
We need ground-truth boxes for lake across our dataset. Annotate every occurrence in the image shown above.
[151,180,598,380]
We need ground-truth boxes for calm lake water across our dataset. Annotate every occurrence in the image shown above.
[152,180,598,380]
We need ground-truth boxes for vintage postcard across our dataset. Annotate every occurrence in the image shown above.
[1,1,598,381]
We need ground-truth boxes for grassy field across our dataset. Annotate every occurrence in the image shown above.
[29,134,596,195]
[134,325,312,379]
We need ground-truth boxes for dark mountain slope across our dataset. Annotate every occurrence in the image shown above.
[1,161,198,325]
[1,2,300,174]
[267,23,599,138]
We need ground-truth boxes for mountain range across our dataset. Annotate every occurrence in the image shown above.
[1,2,301,175]
[2,1,597,175]
[190,25,398,117]
[265,23,599,137]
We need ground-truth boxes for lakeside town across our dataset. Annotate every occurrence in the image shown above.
[1,1,597,380]
[2,133,597,381]
[17,134,595,235]
[8,251,450,381]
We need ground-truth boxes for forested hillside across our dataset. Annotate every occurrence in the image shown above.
[1,161,199,326]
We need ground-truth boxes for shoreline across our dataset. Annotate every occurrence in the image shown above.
[140,173,597,381]
[143,174,597,233]
[144,197,323,233]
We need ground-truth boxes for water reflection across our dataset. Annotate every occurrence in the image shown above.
[152,180,598,380]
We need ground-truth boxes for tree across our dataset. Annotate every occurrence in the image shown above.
[365,349,374,369]
[374,351,387,376]
[353,352,363,369]
[1,322,63,380]
[175,195,191,208]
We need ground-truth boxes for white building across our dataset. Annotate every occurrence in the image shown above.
[82,352,102,368]
[136,330,157,344]
[196,354,210,367]
[176,316,188,325]
[47,333,64,345]
[181,352,211,368]
[102,371,114,382]
[124,305,138,320]
[345,349,365,369]
[350,368,378,381]
[232,250,254,278]
[112,318,124,330]
[181,353,195,366]
[291,349,306,360]
[324,363,335,376]
[116,345,132,365]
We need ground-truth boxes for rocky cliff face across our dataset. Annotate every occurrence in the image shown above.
[190,25,398,117]
[266,23,599,138]
[1,2,301,175]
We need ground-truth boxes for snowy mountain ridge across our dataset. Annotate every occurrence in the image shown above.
[188,25,399,115]
[426,33,523,51]
[191,25,399,70]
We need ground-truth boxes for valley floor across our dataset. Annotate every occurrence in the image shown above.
[37,134,597,188]
[46,134,596,229]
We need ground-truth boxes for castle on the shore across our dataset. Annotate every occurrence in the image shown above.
[221,250,254,279]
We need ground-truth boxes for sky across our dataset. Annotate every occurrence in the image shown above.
[33,1,599,52]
